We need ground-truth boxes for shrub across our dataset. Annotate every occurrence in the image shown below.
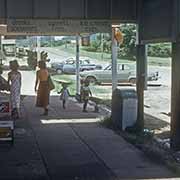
[83,25,172,59]
[148,43,171,58]
[27,50,37,70]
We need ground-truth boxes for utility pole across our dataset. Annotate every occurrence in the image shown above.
[112,27,118,92]
[0,35,2,65]
[37,36,41,61]
[101,33,104,61]
[76,34,80,95]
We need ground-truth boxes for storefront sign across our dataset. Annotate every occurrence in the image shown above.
[7,19,112,35]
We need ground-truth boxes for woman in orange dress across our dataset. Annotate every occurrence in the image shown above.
[34,61,49,115]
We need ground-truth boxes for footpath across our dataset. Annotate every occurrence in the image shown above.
[0,96,178,180]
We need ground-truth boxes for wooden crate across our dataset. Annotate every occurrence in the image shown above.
[0,96,13,143]
[0,121,14,143]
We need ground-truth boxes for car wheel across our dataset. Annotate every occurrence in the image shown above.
[56,69,63,74]
[129,78,136,84]
[86,76,97,84]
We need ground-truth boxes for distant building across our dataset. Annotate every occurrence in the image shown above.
[81,36,90,46]
[90,34,97,41]
[1,36,16,56]
[41,36,55,42]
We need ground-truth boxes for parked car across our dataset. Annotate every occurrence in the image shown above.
[51,57,102,74]
[80,63,159,84]
[16,47,28,58]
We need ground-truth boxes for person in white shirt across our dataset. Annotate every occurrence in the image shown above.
[58,83,70,109]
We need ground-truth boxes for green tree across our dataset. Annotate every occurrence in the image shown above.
[118,24,136,59]
[40,51,48,61]
[27,50,37,70]
[83,25,171,59]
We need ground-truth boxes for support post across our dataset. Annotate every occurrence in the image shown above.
[28,36,32,51]
[76,34,80,95]
[51,36,53,47]
[144,45,148,90]
[101,33,104,60]
[171,42,180,150]
[112,27,118,92]
[0,36,3,52]
[136,44,146,131]
[0,35,2,65]
[37,36,41,61]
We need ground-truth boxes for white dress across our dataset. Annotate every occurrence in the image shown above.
[60,89,69,101]
[9,72,21,109]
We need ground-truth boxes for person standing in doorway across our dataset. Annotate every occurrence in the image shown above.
[8,60,21,118]
[34,60,49,115]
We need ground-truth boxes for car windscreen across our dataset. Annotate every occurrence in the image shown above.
[104,65,111,70]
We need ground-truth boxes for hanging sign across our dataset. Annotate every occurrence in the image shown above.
[114,28,123,44]
[7,19,112,35]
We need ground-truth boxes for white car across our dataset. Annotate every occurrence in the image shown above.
[51,57,102,74]
[80,63,159,84]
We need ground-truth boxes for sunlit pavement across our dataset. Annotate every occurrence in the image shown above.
[0,95,177,180]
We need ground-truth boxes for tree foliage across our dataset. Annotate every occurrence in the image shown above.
[119,24,136,59]
[84,24,171,59]
[148,43,171,57]
[27,50,37,70]
[27,50,49,70]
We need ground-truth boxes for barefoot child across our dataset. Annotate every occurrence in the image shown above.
[58,83,70,109]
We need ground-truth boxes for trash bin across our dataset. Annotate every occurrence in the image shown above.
[112,88,137,130]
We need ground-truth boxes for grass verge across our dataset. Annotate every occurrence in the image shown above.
[57,44,171,67]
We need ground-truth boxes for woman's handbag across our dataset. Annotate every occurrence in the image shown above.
[48,75,55,91]
[0,76,10,91]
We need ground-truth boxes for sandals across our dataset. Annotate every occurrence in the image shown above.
[11,108,19,119]
[43,109,48,116]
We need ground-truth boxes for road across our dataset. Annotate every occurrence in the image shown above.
[144,66,171,122]
[41,47,71,63]
[41,47,109,68]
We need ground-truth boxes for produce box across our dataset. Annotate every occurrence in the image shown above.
[0,98,10,117]
[0,120,14,142]
[0,95,13,143]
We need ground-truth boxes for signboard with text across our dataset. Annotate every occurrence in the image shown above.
[7,19,112,35]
